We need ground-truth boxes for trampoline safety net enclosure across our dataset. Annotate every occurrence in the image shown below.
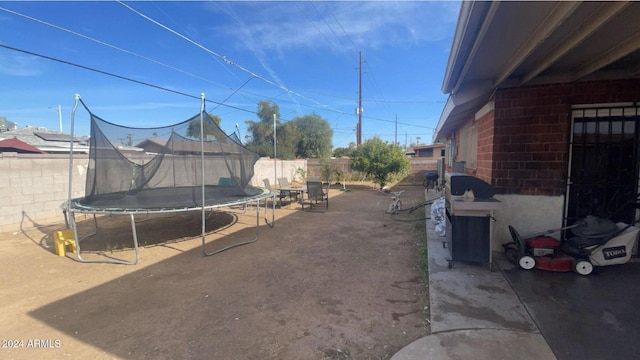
[63,96,274,265]
[75,99,263,211]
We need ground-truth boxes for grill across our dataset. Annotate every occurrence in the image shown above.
[444,173,501,269]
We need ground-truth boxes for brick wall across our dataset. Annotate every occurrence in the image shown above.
[489,79,640,196]
[475,108,494,183]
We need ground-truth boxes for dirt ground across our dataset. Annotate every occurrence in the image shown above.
[0,182,430,360]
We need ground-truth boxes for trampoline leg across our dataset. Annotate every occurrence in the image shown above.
[202,198,262,256]
[72,212,139,265]
[128,213,141,263]
[264,195,275,228]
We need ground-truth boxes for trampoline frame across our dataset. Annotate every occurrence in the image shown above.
[62,94,276,265]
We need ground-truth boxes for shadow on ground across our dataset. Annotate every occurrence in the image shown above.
[17,183,429,360]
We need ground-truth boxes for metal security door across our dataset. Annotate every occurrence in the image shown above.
[566,106,640,226]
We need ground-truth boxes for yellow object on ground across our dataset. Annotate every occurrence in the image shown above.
[53,230,76,257]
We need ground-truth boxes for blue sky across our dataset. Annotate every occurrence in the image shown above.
[0,1,459,149]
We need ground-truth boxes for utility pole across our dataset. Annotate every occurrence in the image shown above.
[49,105,63,132]
[395,115,397,146]
[357,51,363,147]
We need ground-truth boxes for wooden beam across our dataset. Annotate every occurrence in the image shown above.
[521,1,629,85]
[572,31,640,81]
[494,1,580,87]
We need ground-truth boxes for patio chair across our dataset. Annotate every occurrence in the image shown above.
[278,177,299,203]
[263,178,287,207]
[303,178,329,211]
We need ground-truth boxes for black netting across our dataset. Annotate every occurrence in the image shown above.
[76,101,263,210]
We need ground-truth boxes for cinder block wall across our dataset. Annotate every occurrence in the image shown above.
[253,158,307,186]
[2,153,430,233]
[0,154,305,233]
[0,152,88,233]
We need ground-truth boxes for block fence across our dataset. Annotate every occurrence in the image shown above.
[0,153,306,233]
[1,152,85,233]
[1,153,430,233]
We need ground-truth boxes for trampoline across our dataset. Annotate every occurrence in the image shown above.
[62,94,275,265]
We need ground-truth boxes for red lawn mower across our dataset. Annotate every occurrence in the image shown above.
[504,214,640,276]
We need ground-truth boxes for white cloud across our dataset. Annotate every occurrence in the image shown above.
[207,1,460,53]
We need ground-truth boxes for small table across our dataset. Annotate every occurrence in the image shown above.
[278,185,307,207]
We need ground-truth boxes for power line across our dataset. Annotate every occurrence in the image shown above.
[322,1,360,52]
[293,88,446,104]
[0,6,233,91]
[362,114,436,130]
[304,2,348,53]
[0,3,355,120]
[117,1,345,115]
[0,43,255,114]
[364,99,446,104]
[2,3,438,143]
[362,59,394,121]
[0,4,292,117]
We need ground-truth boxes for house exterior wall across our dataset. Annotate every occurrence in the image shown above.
[475,105,495,183]
[491,79,640,196]
[491,86,571,196]
[413,144,445,159]
[448,78,640,247]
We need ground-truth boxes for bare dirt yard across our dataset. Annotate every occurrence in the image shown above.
[0,181,430,360]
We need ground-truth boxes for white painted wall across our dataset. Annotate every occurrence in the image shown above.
[251,158,307,187]
[492,194,565,249]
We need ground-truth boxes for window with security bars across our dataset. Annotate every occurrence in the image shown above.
[566,105,640,225]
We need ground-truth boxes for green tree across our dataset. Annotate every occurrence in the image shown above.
[276,121,301,160]
[244,102,332,159]
[351,137,410,188]
[245,101,280,157]
[290,113,333,159]
[333,142,357,158]
[186,113,222,139]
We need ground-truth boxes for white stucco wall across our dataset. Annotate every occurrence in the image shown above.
[492,194,565,249]
[251,158,307,187]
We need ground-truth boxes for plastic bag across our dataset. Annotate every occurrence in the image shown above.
[430,197,446,237]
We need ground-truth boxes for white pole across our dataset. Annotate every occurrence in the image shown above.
[58,105,63,132]
[200,93,206,252]
[67,95,80,208]
[273,113,277,184]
